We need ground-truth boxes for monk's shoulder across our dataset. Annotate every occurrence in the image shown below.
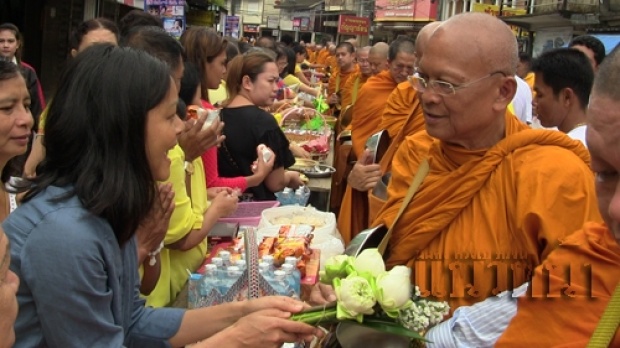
[512,139,591,178]
[397,131,433,159]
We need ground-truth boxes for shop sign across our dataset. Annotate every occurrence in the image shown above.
[145,0,186,39]
[338,15,369,36]
[224,15,240,38]
[374,0,437,21]
[267,16,279,29]
[472,3,526,35]
[243,24,260,33]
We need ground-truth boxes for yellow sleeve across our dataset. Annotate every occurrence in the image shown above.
[164,145,199,244]
[295,64,302,74]
[283,74,301,86]
[190,158,209,230]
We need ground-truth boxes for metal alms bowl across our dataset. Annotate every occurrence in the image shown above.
[336,321,411,348]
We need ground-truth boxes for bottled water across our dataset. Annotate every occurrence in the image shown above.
[269,270,295,297]
[259,262,273,282]
[218,266,242,296]
[188,273,203,309]
[219,250,232,268]
[262,255,276,272]
[201,264,220,297]
[235,259,247,272]
[281,264,300,298]
[211,257,223,268]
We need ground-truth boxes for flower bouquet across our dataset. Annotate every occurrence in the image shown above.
[291,249,449,345]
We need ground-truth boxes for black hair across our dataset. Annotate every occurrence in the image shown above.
[121,26,184,72]
[179,62,201,108]
[531,48,594,109]
[224,36,241,64]
[0,23,22,63]
[569,35,606,66]
[238,41,252,54]
[280,34,294,47]
[519,52,532,65]
[119,9,163,38]
[283,46,296,77]
[292,43,307,57]
[388,36,415,61]
[0,60,25,183]
[336,42,355,54]
[26,44,171,245]
[70,18,120,51]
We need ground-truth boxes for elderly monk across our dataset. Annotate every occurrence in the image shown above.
[327,42,358,108]
[340,46,372,109]
[426,46,620,347]
[373,12,601,312]
[336,37,416,242]
[368,42,390,75]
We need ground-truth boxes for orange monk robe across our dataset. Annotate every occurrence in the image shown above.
[337,70,397,243]
[327,64,359,96]
[328,55,339,75]
[379,81,422,140]
[373,112,602,312]
[340,71,370,110]
[316,48,330,66]
[306,47,316,64]
[366,83,425,224]
[497,222,620,347]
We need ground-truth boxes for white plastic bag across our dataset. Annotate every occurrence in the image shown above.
[258,206,344,269]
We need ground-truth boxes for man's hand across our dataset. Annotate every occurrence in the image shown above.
[178,113,225,161]
[308,283,337,306]
[348,150,382,192]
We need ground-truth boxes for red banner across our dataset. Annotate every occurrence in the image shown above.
[338,15,370,36]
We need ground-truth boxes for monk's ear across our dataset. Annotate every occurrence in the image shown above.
[493,75,517,111]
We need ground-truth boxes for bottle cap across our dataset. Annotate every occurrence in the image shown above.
[273,270,286,280]
[262,255,274,263]
[259,262,270,272]
[190,274,203,280]
[219,250,231,259]
[281,264,294,273]
[235,260,246,268]
[227,266,241,277]
[205,264,217,272]
[211,257,223,266]
[285,256,297,264]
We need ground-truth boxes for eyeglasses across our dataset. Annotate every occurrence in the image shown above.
[409,71,506,96]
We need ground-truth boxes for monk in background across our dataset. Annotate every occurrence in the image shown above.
[373,12,601,312]
[327,42,358,112]
[426,46,620,347]
[340,46,371,110]
[337,37,416,243]
[368,42,390,75]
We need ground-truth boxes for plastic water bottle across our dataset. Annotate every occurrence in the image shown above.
[219,250,232,268]
[201,264,220,298]
[284,257,302,284]
[188,273,203,309]
[281,264,301,298]
[269,270,295,297]
[211,257,223,268]
[259,262,273,282]
[235,259,247,272]
[219,266,242,296]
[262,255,276,273]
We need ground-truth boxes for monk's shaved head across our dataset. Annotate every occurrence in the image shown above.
[370,42,389,58]
[415,21,442,61]
[388,37,415,61]
[358,46,372,76]
[592,45,620,100]
[434,13,518,75]
[369,42,389,75]
[358,46,371,55]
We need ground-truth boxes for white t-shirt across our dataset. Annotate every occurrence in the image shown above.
[567,124,587,148]
[511,75,533,124]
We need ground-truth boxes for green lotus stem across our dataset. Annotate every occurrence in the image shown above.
[290,307,338,326]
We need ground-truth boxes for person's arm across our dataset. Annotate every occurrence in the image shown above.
[202,146,271,190]
[23,134,45,178]
[295,70,313,86]
[299,83,320,97]
[140,254,161,295]
[425,283,527,348]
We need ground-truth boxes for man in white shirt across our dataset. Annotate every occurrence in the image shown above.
[530,47,594,147]
[511,75,533,124]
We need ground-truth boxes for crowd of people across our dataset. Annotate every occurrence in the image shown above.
[0,8,618,348]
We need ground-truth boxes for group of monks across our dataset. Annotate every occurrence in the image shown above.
[309,12,619,346]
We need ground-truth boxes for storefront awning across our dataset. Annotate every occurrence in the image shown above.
[500,13,573,31]
[274,0,324,10]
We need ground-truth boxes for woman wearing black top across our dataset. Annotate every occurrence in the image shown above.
[219,51,303,200]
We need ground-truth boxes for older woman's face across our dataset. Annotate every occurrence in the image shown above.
[0,75,34,165]
[0,227,20,348]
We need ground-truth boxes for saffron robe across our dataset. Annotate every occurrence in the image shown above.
[327,65,359,97]
[374,113,602,311]
[496,222,620,347]
[340,71,370,110]
[379,81,422,140]
[337,70,397,243]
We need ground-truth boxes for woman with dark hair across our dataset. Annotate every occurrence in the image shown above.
[219,51,304,201]
[0,61,34,219]
[24,17,120,178]
[0,23,45,125]
[4,44,320,347]
[280,46,320,97]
